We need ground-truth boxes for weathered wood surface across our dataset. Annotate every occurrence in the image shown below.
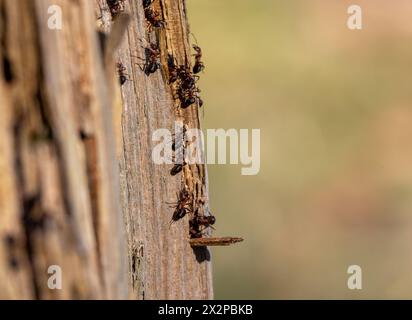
[0,0,212,299]
[96,0,213,299]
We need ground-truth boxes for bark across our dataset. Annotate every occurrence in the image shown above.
[0,0,212,300]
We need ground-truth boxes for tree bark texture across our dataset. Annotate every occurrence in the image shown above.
[0,0,212,300]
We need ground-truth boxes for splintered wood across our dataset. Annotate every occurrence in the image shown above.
[190,237,244,247]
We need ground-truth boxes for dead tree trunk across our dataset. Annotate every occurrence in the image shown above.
[0,0,212,299]
[96,0,214,299]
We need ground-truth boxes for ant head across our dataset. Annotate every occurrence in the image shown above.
[190,33,200,46]
[193,63,205,74]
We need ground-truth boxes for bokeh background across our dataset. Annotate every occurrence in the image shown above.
[186,0,412,299]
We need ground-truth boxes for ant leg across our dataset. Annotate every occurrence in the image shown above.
[199,225,214,233]
[168,218,176,228]
[131,55,146,61]
[190,32,199,44]
[130,53,147,68]
[132,61,146,73]
[165,202,178,207]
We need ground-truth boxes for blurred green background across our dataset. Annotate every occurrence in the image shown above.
[186,0,412,299]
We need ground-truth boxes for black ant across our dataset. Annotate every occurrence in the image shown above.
[168,188,192,223]
[176,87,194,109]
[175,66,202,108]
[178,66,198,90]
[171,123,188,151]
[144,7,166,31]
[116,62,129,85]
[107,0,126,17]
[167,54,179,84]
[189,221,214,238]
[137,42,161,75]
[169,125,188,174]
[176,86,201,109]
[192,45,205,74]
[167,54,203,109]
[189,214,216,238]
[192,214,216,227]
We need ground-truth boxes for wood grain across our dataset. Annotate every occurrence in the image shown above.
[96,0,214,300]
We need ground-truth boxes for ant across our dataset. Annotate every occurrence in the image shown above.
[176,86,201,109]
[177,66,198,90]
[169,126,188,175]
[107,0,126,17]
[189,215,215,238]
[192,214,216,227]
[171,123,188,152]
[168,188,192,223]
[116,62,129,85]
[170,65,203,108]
[167,54,179,84]
[189,208,216,238]
[137,42,161,75]
[144,7,166,31]
[167,53,203,109]
[192,45,205,74]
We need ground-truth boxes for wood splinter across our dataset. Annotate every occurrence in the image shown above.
[189,237,244,247]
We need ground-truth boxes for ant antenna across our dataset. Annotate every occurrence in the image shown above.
[190,32,199,45]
